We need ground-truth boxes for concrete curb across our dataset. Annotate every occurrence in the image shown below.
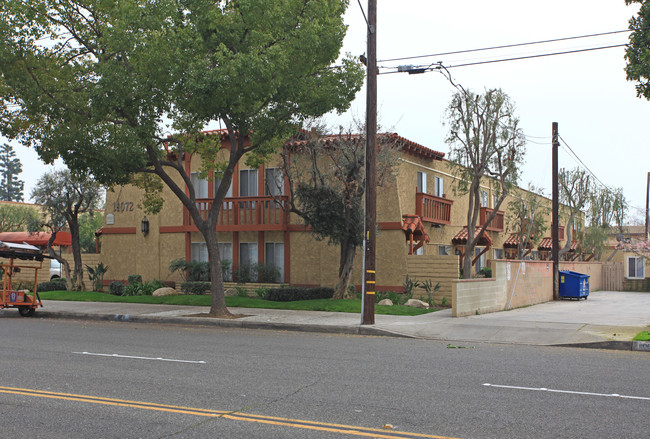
[35,311,409,339]
[559,340,650,352]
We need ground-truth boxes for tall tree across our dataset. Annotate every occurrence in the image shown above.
[557,168,592,258]
[626,0,650,100]
[0,0,363,316]
[281,125,400,299]
[0,202,39,232]
[0,143,24,201]
[507,184,550,259]
[581,186,627,261]
[445,89,526,278]
[31,170,103,290]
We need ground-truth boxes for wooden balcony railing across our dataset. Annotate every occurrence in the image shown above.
[479,207,505,232]
[415,192,453,225]
[190,196,289,231]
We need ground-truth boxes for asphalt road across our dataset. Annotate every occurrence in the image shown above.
[0,317,648,438]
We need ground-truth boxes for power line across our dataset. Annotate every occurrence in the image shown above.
[378,28,643,63]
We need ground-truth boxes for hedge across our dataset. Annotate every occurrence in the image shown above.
[180,281,211,295]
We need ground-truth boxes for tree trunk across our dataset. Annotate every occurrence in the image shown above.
[68,216,85,291]
[200,225,231,317]
[47,232,72,290]
[333,238,356,300]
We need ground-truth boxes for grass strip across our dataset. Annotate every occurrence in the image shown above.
[38,290,436,316]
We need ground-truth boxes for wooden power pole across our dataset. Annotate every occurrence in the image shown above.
[362,0,377,325]
[646,172,649,239]
[552,122,560,300]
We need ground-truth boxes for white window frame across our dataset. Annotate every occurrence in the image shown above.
[480,190,488,208]
[417,171,427,193]
[239,169,258,197]
[474,246,486,274]
[265,168,284,196]
[434,176,444,198]
[190,172,210,199]
[239,242,258,266]
[627,255,646,279]
[493,248,504,260]
[265,242,284,282]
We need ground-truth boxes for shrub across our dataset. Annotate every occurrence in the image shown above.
[255,287,269,299]
[109,281,124,295]
[127,274,142,285]
[234,286,248,297]
[180,281,211,295]
[375,291,403,305]
[421,280,441,307]
[479,267,492,278]
[255,262,280,283]
[169,259,210,282]
[85,263,109,291]
[233,263,256,284]
[265,287,334,302]
[37,278,67,292]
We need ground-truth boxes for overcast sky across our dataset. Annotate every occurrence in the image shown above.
[326,0,650,222]
[5,0,650,222]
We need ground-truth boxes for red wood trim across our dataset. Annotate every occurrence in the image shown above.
[185,232,191,261]
[232,232,239,273]
[100,227,137,234]
[160,225,197,233]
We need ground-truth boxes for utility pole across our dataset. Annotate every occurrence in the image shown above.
[552,122,559,300]
[362,0,377,325]
[646,172,649,239]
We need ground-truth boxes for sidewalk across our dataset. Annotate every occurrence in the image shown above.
[6,290,650,351]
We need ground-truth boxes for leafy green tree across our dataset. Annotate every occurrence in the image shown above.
[445,89,526,278]
[281,124,400,299]
[507,184,550,259]
[0,0,363,316]
[0,202,39,232]
[626,0,650,99]
[79,212,104,253]
[0,143,24,201]
[31,170,103,290]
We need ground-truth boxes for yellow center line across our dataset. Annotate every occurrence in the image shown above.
[0,386,462,439]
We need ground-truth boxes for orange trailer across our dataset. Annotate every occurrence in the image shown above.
[0,241,46,317]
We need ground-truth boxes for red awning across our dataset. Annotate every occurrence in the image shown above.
[0,231,72,247]
[451,227,493,247]
[503,232,534,249]
[401,215,430,243]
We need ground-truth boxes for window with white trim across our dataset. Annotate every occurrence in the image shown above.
[239,169,258,197]
[474,246,486,273]
[190,172,210,199]
[438,245,451,256]
[480,190,488,208]
[265,242,284,282]
[265,168,284,196]
[434,176,444,197]
[627,256,645,279]
[493,248,504,260]
[417,171,427,193]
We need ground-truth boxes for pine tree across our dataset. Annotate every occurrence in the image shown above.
[0,143,24,202]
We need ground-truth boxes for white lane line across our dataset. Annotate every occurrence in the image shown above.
[483,383,650,401]
[73,352,206,364]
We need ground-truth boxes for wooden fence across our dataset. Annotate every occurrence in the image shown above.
[602,262,624,291]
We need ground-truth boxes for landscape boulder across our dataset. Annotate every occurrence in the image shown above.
[404,298,429,309]
[152,287,178,297]
[378,298,393,306]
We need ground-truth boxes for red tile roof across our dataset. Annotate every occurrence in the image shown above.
[452,227,493,246]
[503,233,534,249]
[285,132,445,161]
[538,238,579,251]
[401,215,430,243]
[0,231,72,247]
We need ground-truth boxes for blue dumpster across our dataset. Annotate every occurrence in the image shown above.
[559,270,589,300]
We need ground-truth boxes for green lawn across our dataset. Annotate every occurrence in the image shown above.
[38,290,437,316]
[633,328,650,341]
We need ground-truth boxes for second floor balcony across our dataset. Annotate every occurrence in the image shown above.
[189,196,289,231]
[479,207,505,232]
[416,192,453,225]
